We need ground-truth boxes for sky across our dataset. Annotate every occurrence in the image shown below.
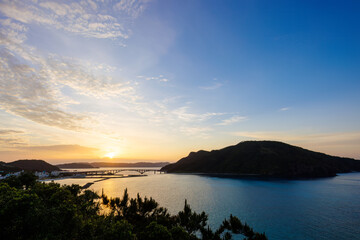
[0,0,359,163]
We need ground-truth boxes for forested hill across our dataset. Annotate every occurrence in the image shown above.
[0,161,22,172]
[4,160,60,172]
[161,141,360,178]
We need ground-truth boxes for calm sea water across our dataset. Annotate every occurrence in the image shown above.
[51,171,360,240]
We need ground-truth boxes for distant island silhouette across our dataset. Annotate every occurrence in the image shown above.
[0,160,170,173]
[161,141,360,178]
[56,162,98,169]
[56,162,170,169]
[1,160,60,172]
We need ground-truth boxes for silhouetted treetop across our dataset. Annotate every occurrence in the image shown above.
[0,174,267,240]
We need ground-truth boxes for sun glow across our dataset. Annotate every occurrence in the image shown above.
[104,152,116,159]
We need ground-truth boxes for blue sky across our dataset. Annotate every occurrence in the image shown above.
[0,0,359,162]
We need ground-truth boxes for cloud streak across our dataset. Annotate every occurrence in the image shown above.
[19,144,99,153]
[0,48,88,130]
[179,126,213,138]
[0,0,149,41]
[171,106,224,123]
[137,74,169,83]
[0,15,137,131]
[115,0,149,18]
[0,129,27,147]
[217,115,247,126]
[279,107,291,111]
[0,0,238,148]
[0,129,24,135]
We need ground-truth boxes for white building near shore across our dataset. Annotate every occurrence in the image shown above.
[1,170,61,179]
[0,170,24,179]
[34,171,49,179]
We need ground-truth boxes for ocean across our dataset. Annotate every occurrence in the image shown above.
[49,171,360,240]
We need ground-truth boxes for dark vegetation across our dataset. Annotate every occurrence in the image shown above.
[162,141,360,178]
[0,161,22,172]
[0,160,60,173]
[0,172,267,240]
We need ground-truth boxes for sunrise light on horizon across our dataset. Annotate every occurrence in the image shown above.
[1,0,359,163]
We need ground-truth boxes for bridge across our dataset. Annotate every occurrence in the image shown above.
[61,169,165,176]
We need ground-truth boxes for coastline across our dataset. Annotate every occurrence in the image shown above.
[40,174,148,189]
[167,172,339,181]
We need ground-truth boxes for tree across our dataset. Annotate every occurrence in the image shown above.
[177,199,208,236]
[102,188,267,240]
[2,172,37,189]
[18,171,37,189]
[1,174,267,240]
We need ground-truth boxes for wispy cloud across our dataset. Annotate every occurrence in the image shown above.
[171,106,224,122]
[19,144,99,153]
[0,15,137,131]
[179,126,213,138]
[0,0,149,41]
[0,129,24,135]
[137,74,169,83]
[0,18,28,43]
[0,0,228,143]
[217,115,247,126]
[0,47,88,130]
[0,137,26,147]
[279,107,291,111]
[114,0,149,18]
[0,129,27,147]
[45,57,134,99]
[0,28,220,136]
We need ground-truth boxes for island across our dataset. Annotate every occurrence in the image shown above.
[56,161,170,169]
[1,159,60,172]
[91,162,170,168]
[56,162,98,169]
[161,141,360,178]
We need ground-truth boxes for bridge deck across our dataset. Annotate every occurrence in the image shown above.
[61,169,165,175]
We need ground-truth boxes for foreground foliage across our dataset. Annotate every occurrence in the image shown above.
[0,173,267,240]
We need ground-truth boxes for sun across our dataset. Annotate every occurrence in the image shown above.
[104,152,116,159]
